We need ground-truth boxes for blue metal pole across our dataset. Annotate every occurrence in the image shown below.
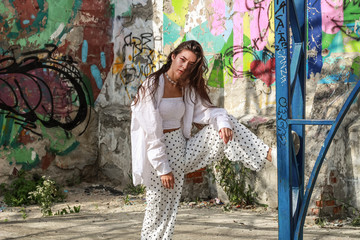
[275,0,292,239]
[289,1,306,239]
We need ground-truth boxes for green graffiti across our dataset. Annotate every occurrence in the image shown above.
[351,56,360,77]
[0,116,40,169]
[4,147,40,170]
[0,113,80,169]
[40,125,80,156]
[0,115,23,147]
[3,0,82,48]
[343,1,360,23]
[208,55,224,88]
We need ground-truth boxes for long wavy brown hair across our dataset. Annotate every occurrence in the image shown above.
[132,40,213,106]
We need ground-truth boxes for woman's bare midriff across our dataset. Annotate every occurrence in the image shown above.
[163,128,180,133]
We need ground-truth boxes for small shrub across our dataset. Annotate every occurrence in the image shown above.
[0,171,66,216]
[0,170,40,206]
[210,157,260,206]
[28,176,65,216]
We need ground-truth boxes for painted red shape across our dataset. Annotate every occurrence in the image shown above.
[41,151,55,170]
[12,0,40,28]
[250,58,275,87]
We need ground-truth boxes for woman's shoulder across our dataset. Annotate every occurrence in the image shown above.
[142,75,155,86]
[142,74,164,87]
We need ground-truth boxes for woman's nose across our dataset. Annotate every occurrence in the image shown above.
[183,62,189,70]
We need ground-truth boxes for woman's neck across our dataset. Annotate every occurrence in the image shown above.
[165,71,178,86]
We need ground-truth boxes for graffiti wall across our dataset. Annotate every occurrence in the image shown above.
[0,0,113,182]
[97,0,360,212]
[2,0,360,214]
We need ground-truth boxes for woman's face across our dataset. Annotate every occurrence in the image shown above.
[170,49,197,80]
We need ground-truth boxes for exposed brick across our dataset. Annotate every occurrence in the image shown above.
[316,200,323,207]
[192,177,203,184]
[186,171,203,178]
[325,200,335,207]
[185,168,206,179]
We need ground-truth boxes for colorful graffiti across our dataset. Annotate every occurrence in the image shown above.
[2,0,360,172]
[0,44,91,136]
[162,0,360,86]
[163,0,275,88]
[0,0,113,170]
[308,0,360,80]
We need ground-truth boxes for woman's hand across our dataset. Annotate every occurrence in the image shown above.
[219,128,233,144]
[161,172,175,189]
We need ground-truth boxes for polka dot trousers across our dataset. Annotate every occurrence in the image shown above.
[141,115,269,240]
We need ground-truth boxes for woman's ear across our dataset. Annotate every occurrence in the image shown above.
[171,53,175,61]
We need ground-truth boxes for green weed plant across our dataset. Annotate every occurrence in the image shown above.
[210,157,260,207]
[0,171,66,216]
[0,170,41,206]
[54,205,81,216]
[28,176,65,216]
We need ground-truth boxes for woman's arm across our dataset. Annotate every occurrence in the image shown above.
[192,93,233,144]
[131,79,172,177]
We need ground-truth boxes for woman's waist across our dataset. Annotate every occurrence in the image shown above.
[163,127,180,133]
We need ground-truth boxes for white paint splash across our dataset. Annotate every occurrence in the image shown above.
[50,23,65,40]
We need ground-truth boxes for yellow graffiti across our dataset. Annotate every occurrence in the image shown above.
[266,0,275,52]
[165,0,192,27]
[112,56,124,75]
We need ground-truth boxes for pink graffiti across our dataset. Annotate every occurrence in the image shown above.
[232,0,272,84]
[210,0,226,36]
[250,58,275,87]
[247,0,272,51]
[321,0,344,34]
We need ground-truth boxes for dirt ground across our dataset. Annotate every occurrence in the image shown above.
[1,182,360,240]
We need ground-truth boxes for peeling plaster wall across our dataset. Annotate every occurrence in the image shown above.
[2,0,360,218]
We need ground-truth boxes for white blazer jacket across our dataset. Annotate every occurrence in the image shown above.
[131,75,232,186]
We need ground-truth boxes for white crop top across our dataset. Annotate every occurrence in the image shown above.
[159,97,185,130]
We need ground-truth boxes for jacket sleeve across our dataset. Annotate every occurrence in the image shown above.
[131,80,172,176]
[192,91,232,131]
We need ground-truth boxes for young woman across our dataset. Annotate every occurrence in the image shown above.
[131,40,273,239]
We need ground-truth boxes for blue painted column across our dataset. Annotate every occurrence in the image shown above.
[275,0,292,239]
[307,0,322,77]
[289,1,306,239]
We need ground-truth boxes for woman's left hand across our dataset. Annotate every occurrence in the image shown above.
[219,128,233,144]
